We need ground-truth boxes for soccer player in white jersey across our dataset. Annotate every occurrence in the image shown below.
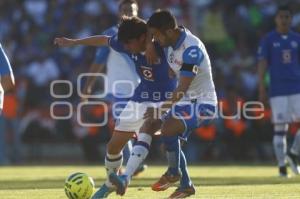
[109,10,217,198]
[82,0,147,178]
[258,5,300,177]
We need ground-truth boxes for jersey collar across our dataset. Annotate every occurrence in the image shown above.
[172,26,187,50]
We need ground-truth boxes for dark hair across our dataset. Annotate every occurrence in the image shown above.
[119,0,138,10]
[118,16,147,43]
[276,5,292,15]
[147,10,177,30]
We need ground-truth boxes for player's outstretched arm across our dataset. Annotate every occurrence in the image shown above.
[54,35,110,47]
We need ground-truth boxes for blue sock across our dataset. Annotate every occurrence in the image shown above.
[163,135,180,176]
[180,150,192,188]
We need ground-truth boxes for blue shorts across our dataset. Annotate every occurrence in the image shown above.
[164,102,216,141]
[0,44,13,76]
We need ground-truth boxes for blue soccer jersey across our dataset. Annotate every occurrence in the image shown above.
[108,35,177,102]
[257,30,300,97]
[0,43,13,76]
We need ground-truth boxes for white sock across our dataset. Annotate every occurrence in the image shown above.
[273,135,287,167]
[105,153,123,187]
[291,129,300,156]
[124,133,152,181]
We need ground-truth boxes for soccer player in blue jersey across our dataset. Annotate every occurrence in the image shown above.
[55,16,177,198]
[258,5,300,177]
[0,43,15,165]
[109,10,217,198]
[82,0,147,178]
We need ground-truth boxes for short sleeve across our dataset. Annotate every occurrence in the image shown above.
[182,46,204,65]
[108,35,126,53]
[180,46,204,77]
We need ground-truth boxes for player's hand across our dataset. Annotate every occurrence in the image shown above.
[54,37,76,47]
[145,42,159,65]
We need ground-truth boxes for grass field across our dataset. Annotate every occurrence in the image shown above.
[0,165,299,199]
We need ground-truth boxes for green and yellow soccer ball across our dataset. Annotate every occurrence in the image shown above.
[64,172,95,199]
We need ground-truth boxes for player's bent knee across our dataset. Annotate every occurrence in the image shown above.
[160,127,174,137]
[140,119,161,135]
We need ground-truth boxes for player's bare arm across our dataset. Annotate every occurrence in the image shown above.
[81,63,105,101]
[258,58,267,103]
[54,35,110,47]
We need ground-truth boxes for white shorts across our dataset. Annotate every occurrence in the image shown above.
[114,100,161,133]
[270,94,300,124]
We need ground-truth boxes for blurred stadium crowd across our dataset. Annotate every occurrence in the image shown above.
[1,0,300,165]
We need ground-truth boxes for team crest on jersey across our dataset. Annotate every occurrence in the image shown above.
[140,66,154,81]
[291,41,298,48]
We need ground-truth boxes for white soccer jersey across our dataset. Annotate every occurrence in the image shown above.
[95,26,140,98]
[106,48,139,98]
[166,27,217,105]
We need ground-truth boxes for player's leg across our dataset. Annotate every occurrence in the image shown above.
[111,99,147,176]
[270,96,289,177]
[122,139,148,176]
[156,114,196,198]
[152,117,184,192]
[92,130,134,199]
[273,124,288,176]
[288,126,300,175]
[287,94,300,175]
[168,150,196,199]
[124,119,161,177]
[109,118,161,196]
[161,103,215,198]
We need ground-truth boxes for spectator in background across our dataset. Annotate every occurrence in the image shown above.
[26,53,59,107]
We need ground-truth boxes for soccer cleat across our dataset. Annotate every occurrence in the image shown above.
[151,172,181,191]
[168,185,196,199]
[278,166,290,178]
[287,152,300,175]
[133,164,148,176]
[91,183,114,199]
[109,173,128,196]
